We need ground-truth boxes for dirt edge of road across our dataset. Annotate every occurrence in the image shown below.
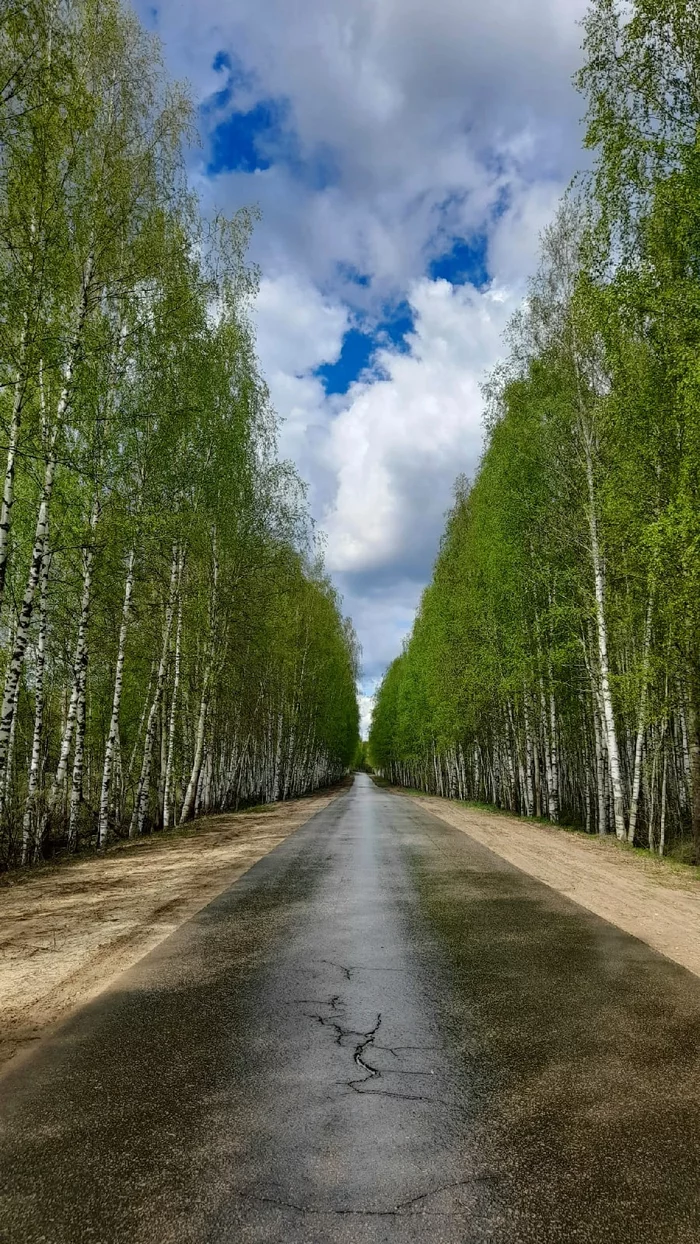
[0,785,346,1075]
[394,787,700,980]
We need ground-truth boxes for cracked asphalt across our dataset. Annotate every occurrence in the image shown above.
[2,773,700,1243]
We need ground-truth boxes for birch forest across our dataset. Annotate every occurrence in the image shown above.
[0,0,359,869]
[370,0,700,864]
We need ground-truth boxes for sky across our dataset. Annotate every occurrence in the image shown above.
[138,0,589,736]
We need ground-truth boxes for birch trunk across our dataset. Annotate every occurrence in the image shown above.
[689,690,700,865]
[678,686,691,802]
[628,601,652,844]
[583,436,626,840]
[3,673,20,814]
[127,663,154,785]
[0,324,28,614]
[162,586,182,830]
[65,498,101,848]
[540,683,553,818]
[97,548,135,846]
[659,744,668,858]
[0,260,93,791]
[179,534,218,824]
[0,445,57,789]
[523,692,535,816]
[131,549,178,837]
[44,497,99,835]
[593,701,608,834]
[21,533,50,864]
[548,688,559,823]
[67,665,87,850]
[178,674,208,825]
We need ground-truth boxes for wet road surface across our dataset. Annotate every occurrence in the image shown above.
[2,774,700,1242]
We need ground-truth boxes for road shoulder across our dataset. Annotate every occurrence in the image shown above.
[0,786,345,1073]
[395,789,700,980]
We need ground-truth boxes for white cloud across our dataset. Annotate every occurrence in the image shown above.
[357,690,375,741]
[253,273,347,495]
[146,0,588,297]
[141,0,589,685]
[340,577,422,681]
[254,272,348,376]
[322,278,515,575]
[488,179,566,285]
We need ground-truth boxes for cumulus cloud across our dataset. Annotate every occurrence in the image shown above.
[255,272,348,375]
[339,577,424,682]
[140,0,589,693]
[357,690,375,742]
[322,278,515,576]
[252,273,348,507]
[143,0,588,295]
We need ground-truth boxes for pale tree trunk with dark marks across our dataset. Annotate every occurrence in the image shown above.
[0,439,58,793]
[179,677,209,825]
[582,430,626,840]
[628,599,653,845]
[0,259,93,795]
[3,662,20,815]
[131,547,178,837]
[21,532,50,864]
[162,574,183,830]
[43,496,100,841]
[179,534,218,825]
[0,322,28,615]
[97,547,135,847]
[67,664,87,851]
[66,498,100,849]
[689,671,700,866]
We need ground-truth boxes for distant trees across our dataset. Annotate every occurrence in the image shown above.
[0,0,358,869]
[353,741,373,773]
[369,0,700,862]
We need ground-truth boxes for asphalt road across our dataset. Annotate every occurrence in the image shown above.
[2,774,700,1243]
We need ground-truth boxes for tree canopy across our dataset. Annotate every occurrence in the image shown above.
[0,0,359,868]
[370,0,700,863]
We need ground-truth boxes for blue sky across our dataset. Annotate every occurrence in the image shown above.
[139,0,588,733]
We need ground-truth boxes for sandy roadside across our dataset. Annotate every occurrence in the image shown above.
[0,786,344,1073]
[398,789,700,980]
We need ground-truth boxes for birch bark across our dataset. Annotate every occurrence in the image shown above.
[67,664,87,850]
[583,434,626,839]
[178,674,208,824]
[179,534,218,824]
[162,583,182,829]
[131,548,178,836]
[21,532,50,864]
[97,547,136,846]
[0,323,28,614]
[0,259,94,791]
[628,600,652,844]
[43,496,100,839]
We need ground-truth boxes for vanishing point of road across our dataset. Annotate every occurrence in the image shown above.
[2,774,700,1243]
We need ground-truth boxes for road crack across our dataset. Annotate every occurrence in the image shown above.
[239,1178,474,1218]
[351,1013,382,1082]
[303,1001,445,1104]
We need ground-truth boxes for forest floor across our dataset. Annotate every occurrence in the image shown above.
[0,784,346,1073]
[393,786,700,980]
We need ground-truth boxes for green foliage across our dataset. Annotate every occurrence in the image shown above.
[371,0,700,862]
[0,0,358,868]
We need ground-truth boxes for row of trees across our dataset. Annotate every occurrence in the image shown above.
[0,0,359,868]
[370,0,700,862]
